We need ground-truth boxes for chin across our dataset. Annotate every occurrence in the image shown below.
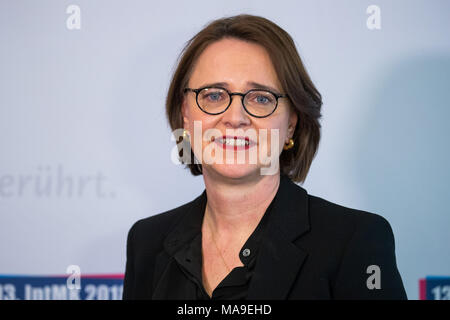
[209,163,261,181]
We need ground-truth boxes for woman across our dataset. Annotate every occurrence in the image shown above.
[123,14,407,300]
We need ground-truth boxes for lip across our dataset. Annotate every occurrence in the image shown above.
[213,135,257,150]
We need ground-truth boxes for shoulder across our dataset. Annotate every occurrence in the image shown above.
[304,195,405,299]
[307,194,394,238]
[126,198,196,250]
[300,193,396,259]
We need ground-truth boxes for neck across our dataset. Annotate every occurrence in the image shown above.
[202,170,280,243]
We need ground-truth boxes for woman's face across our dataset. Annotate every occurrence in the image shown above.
[182,37,297,180]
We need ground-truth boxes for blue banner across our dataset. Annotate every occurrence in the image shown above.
[0,275,124,300]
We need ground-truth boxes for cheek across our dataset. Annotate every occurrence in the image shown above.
[266,118,291,154]
[264,118,289,140]
[186,112,218,151]
[187,106,213,130]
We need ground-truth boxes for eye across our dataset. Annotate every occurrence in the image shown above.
[206,92,222,101]
[200,89,226,103]
[256,95,270,104]
[249,92,274,105]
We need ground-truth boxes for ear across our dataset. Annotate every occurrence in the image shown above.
[287,110,298,141]
[181,98,190,131]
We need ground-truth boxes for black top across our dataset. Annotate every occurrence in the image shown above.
[123,174,407,300]
[173,189,275,299]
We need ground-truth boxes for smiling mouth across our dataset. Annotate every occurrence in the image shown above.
[212,135,256,150]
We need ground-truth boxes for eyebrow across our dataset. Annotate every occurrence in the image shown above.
[199,81,282,95]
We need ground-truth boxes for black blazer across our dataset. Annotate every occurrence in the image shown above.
[123,175,407,300]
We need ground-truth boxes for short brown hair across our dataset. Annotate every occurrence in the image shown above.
[166,14,322,183]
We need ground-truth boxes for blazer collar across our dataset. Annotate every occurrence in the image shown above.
[160,173,311,299]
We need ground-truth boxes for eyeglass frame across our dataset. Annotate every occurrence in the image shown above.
[183,86,289,118]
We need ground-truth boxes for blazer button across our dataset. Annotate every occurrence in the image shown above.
[242,248,251,257]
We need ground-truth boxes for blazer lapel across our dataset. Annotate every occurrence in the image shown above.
[247,175,310,299]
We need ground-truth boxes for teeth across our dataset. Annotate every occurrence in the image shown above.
[217,138,250,146]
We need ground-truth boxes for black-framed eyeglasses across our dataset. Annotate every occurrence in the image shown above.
[183,86,289,118]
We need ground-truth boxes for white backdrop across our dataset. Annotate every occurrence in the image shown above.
[1,0,449,300]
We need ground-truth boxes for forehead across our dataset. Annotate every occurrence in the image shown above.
[190,38,281,89]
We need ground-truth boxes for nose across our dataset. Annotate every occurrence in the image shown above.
[221,94,251,128]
